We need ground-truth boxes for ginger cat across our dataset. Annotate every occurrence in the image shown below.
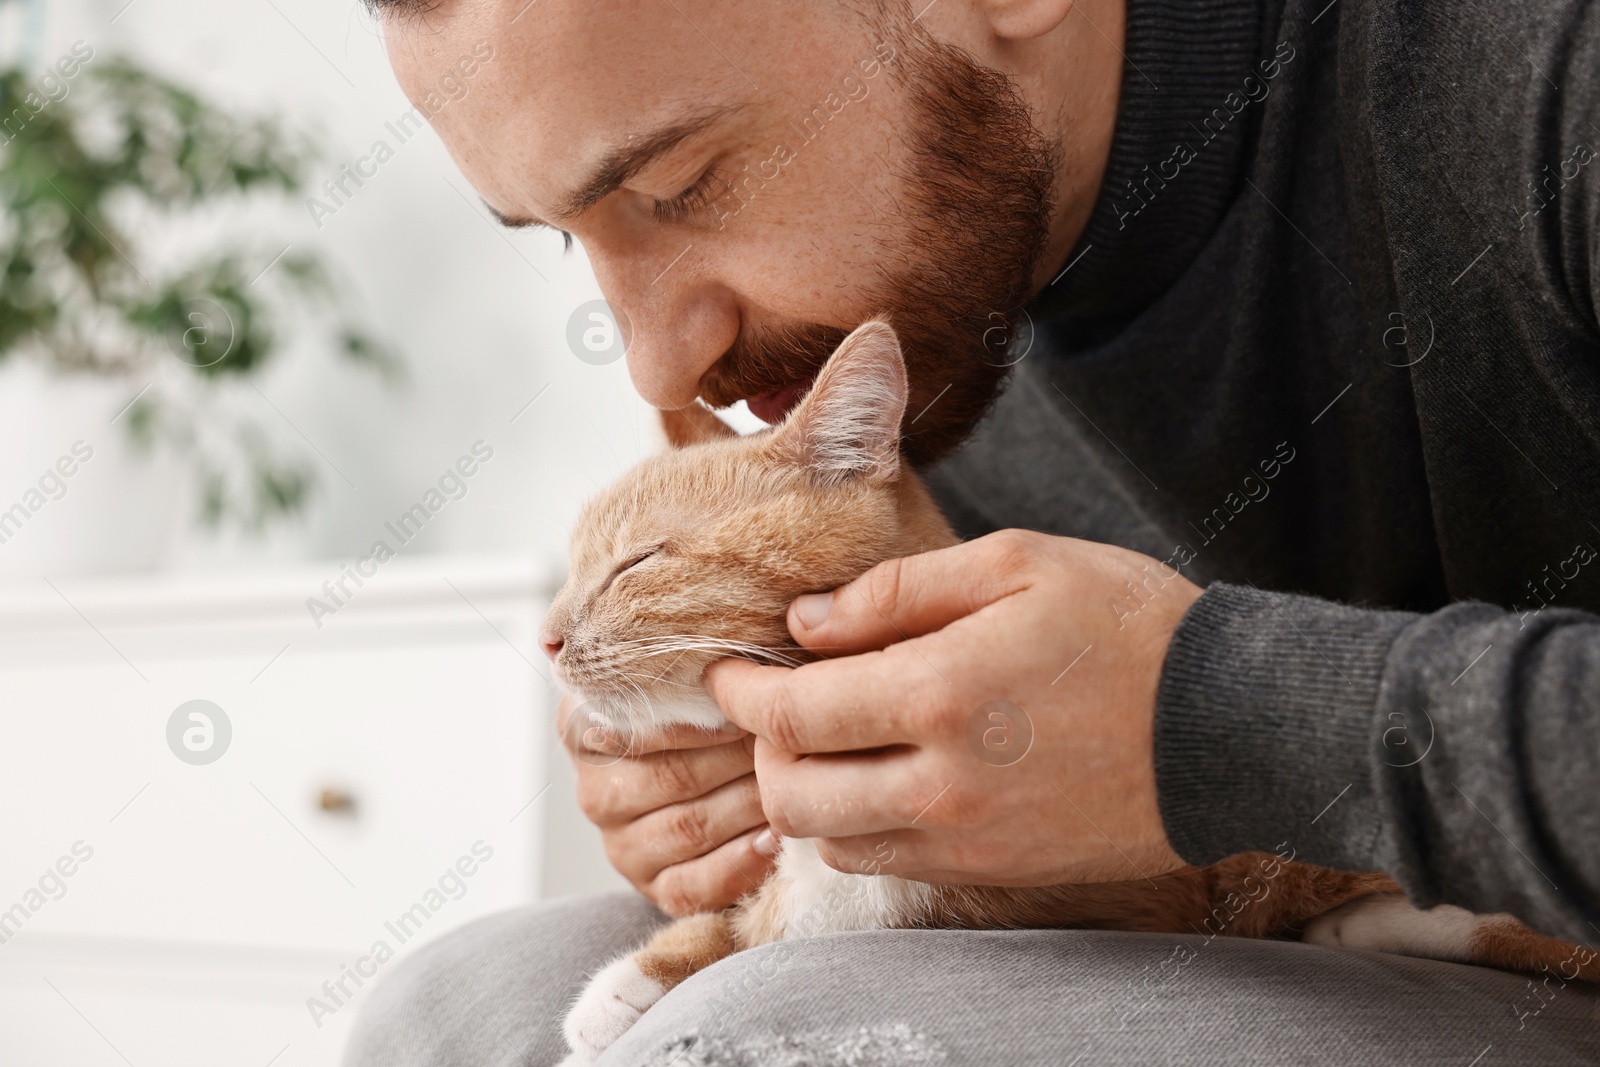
[542,321,1598,1064]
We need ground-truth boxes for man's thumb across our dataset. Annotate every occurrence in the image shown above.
[788,535,1028,655]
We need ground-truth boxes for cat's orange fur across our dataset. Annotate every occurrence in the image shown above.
[546,321,1598,1065]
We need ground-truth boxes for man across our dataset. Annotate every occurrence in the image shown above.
[349,0,1600,1063]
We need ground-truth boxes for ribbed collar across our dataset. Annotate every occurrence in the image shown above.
[1028,0,1266,321]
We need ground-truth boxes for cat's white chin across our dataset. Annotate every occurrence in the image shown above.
[580,686,729,735]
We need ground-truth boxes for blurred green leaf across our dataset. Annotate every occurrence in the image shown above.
[0,52,401,528]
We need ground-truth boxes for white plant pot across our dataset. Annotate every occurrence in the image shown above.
[0,362,188,578]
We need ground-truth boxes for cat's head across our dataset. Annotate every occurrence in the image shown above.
[541,319,944,734]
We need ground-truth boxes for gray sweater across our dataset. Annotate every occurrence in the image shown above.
[924,0,1600,945]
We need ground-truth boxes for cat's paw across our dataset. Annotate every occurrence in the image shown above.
[562,955,667,1064]
[1303,893,1475,963]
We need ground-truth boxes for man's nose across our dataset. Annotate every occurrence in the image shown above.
[583,244,740,409]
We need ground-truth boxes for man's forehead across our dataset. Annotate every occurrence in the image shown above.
[384,0,751,94]
[385,0,752,213]
[385,0,621,99]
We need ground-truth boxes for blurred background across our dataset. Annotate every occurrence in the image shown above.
[0,0,678,1062]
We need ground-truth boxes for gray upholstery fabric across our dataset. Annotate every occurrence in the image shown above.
[343,893,1600,1067]
[342,892,667,1067]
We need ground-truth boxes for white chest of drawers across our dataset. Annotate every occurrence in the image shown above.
[0,554,561,1066]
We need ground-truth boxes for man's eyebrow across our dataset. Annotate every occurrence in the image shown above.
[483,104,744,231]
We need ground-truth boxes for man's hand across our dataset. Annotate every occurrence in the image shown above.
[703,530,1201,887]
[557,694,777,915]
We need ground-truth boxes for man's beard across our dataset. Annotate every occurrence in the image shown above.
[698,5,1059,466]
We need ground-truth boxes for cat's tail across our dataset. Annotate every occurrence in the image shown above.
[1303,893,1600,981]
[1213,852,1600,980]
[920,852,1398,941]
[929,854,1599,982]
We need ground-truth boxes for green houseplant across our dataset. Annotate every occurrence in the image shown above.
[0,42,397,528]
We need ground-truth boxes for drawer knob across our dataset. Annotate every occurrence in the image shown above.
[318,787,356,814]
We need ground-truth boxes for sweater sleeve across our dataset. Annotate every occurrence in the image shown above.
[1152,581,1600,945]
[1558,0,1600,331]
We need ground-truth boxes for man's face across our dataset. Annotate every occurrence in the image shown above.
[387,0,1058,462]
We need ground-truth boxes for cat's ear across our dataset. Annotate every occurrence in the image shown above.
[659,402,736,449]
[774,318,907,486]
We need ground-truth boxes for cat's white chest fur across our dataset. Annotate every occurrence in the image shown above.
[776,837,935,935]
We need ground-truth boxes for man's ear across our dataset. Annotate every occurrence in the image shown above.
[773,319,908,486]
[659,402,736,448]
[978,0,1079,41]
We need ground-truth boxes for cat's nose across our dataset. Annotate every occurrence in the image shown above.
[538,629,564,661]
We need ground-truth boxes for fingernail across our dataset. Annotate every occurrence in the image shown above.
[792,592,833,630]
[753,828,779,857]
[717,720,743,735]
[587,730,623,755]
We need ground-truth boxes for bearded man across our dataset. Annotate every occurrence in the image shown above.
[348,1,1600,1064]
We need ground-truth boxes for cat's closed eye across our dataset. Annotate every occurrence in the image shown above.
[618,546,661,573]
[596,545,663,597]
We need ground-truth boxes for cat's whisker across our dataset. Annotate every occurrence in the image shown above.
[613,635,805,669]
[613,633,789,648]
[592,678,657,735]
[630,673,700,692]
[630,648,803,669]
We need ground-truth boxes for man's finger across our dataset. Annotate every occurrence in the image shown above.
[811,829,923,880]
[704,645,954,754]
[576,736,757,826]
[645,825,776,916]
[787,530,1042,657]
[606,774,765,885]
[752,748,931,839]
